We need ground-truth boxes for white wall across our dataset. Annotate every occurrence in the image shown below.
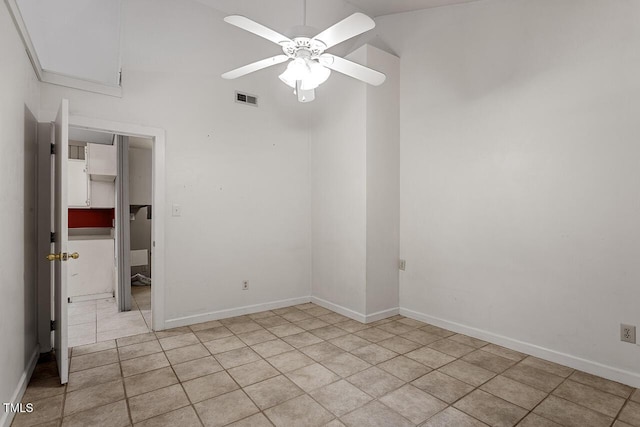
[376,0,640,385]
[40,0,312,326]
[310,45,400,321]
[0,3,41,425]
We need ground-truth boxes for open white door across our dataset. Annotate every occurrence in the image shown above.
[52,99,70,384]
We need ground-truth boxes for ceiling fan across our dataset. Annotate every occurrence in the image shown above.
[221,11,386,103]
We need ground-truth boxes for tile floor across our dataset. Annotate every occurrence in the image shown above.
[14,303,640,427]
[68,286,152,347]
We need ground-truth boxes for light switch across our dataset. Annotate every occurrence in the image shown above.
[172,204,182,217]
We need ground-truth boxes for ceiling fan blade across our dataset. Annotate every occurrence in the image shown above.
[319,54,386,86]
[311,13,375,49]
[224,15,293,46]
[222,55,289,80]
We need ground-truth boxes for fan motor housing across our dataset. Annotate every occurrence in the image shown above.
[283,37,326,59]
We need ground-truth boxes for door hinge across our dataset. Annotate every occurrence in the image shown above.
[50,144,55,155]
[50,320,56,331]
[118,69,122,85]
[50,232,56,243]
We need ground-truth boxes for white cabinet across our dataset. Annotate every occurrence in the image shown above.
[68,158,90,207]
[88,143,117,181]
[68,237,115,300]
[90,180,116,208]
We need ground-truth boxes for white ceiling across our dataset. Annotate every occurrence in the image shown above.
[345,0,480,17]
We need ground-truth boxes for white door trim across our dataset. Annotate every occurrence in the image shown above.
[68,114,166,331]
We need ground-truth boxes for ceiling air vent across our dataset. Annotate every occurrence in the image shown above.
[235,91,258,106]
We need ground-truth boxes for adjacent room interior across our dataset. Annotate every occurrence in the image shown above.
[1,0,639,426]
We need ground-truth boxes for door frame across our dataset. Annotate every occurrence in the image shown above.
[68,114,166,331]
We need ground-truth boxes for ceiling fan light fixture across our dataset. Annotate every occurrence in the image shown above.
[279,58,330,91]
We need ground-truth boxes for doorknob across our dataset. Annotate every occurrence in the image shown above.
[45,253,61,261]
[69,252,79,259]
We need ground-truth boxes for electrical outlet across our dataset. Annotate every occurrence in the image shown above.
[242,280,249,290]
[621,324,636,344]
[399,259,406,271]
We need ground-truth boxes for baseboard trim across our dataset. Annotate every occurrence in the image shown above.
[400,307,640,388]
[164,296,312,329]
[1,344,39,427]
[310,297,367,323]
[365,307,400,323]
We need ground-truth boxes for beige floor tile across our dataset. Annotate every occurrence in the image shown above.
[346,366,405,398]
[268,323,306,337]
[306,306,332,317]
[481,344,527,362]
[334,320,369,333]
[67,363,121,393]
[618,401,640,426]
[397,317,426,328]
[631,389,640,403]
[165,343,210,365]
[69,349,119,373]
[420,324,456,337]
[124,366,178,397]
[195,390,259,427]
[173,356,223,382]
[226,321,263,335]
[12,394,64,427]
[72,340,116,357]
[569,370,634,398]
[159,332,200,351]
[553,380,626,417]
[215,346,261,369]
[411,370,474,404]
[282,331,324,348]
[227,359,279,386]
[350,343,398,365]
[116,332,156,348]
[280,310,313,322]
[324,419,346,427]
[311,325,349,340]
[267,350,315,373]
[236,329,277,346]
[428,338,476,358]
[449,334,488,349]
[354,327,395,343]
[378,355,431,382]
[516,413,562,426]
[264,394,334,427]
[317,313,350,325]
[400,329,442,346]
[329,334,371,351]
[22,376,66,402]
[422,406,488,427]
[228,413,273,427]
[251,339,295,358]
[183,371,239,403]
[438,360,495,387]
[249,310,277,319]
[203,336,246,354]
[133,405,202,427]
[254,316,290,328]
[61,400,129,427]
[310,380,372,417]
[243,375,304,410]
[613,420,635,427]
[128,384,190,423]
[340,400,412,427]
[118,340,162,361]
[480,375,547,410]
[380,384,447,424]
[98,325,151,342]
[219,315,250,325]
[120,352,170,377]
[405,347,455,369]
[533,395,613,427]
[194,326,234,342]
[63,379,125,416]
[454,389,527,427]
[377,321,415,335]
[286,363,340,392]
[322,353,371,377]
[378,338,420,354]
[155,326,192,339]
[462,349,517,373]
[502,364,564,393]
[300,342,345,361]
[189,320,223,332]
[519,356,574,378]
[295,318,330,331]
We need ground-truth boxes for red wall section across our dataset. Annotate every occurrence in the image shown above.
[68,208,114,228]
